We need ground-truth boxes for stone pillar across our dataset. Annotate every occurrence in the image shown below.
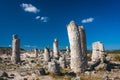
[59,56,66,69]
[50,51,53,58]
[48,59,60,75]
[11,34,21,64]
[34,48,38,58]
[44,47,50,62]
[67,21,84,73]
[91,41,105,62]
[53,38,59,59]
[79,26,88,70]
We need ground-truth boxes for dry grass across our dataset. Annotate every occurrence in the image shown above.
[80,73,103,80]
[113,54,120,61]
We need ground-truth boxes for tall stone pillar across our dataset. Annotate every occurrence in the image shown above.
[79,26,88,70]
[53,38,59,59]
[34,48,38,58]
[11,34,21,64]
[44,47,50,62]
[59,56,66,69]
[67,21,84,73]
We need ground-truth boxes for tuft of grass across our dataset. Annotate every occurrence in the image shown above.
[49,73,57,78]
[62,75,72,80]
[35,63,43,68]
[80,73,103,80]
[60,68,71,73]
[49,73,72,80]
[113,55,120,61]
[107,50,120,54]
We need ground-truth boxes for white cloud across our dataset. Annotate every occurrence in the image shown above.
[40,16,49,22]
[35,16,41,20]
[81,17,94,23]
[20,3,49,22]
[35,16,49,22]
[20,3,40,13]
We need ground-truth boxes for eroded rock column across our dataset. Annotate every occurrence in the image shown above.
[44,47,50,62]
[34,48,38,58]
[11,34,21,64]
[91,41,105,62]
[79,26,88,70]
[90,41,109,70]
[59,56,66,69]
[67,21,84,73]
[53,38,59,59]
[48,59,60,75]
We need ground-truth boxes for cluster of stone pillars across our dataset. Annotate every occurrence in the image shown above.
[10,21,107,74]
[67,21,87,73]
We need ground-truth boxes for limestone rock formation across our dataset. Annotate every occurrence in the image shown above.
[48,59,60,75]
[67,21,85,73]
[91,41,105,62]
[59,56,66,69]
[44,47,50,62]
[34,48,38,58]
[11,34,21,64]
[79,26,88,70]
[90,41,110,71]
[53,38,59,59]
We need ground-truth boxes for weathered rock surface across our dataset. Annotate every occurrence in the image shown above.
[48,59,60,75]
[79,26,88,70]
[59,56,66,69]
[71,76,81,80]
[11,34,21,64]
[34,48,38,58]
[91,41,105,62]
[44,47,50,62]
[53,38,59,59]
[67,21,84,73]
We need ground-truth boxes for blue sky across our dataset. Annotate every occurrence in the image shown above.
[0,0,120,50]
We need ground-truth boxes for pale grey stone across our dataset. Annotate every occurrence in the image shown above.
[34,48,38,58]
[67,21,84,73]
[71,76,81,80]
[59,56,66,69]
[103,73,109,80]
[44,47,50,62]
[53,38,59,59]
[79,26,88,70]
[91,41,106,62]
[48,59,60,75]
[11,34,21,64]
